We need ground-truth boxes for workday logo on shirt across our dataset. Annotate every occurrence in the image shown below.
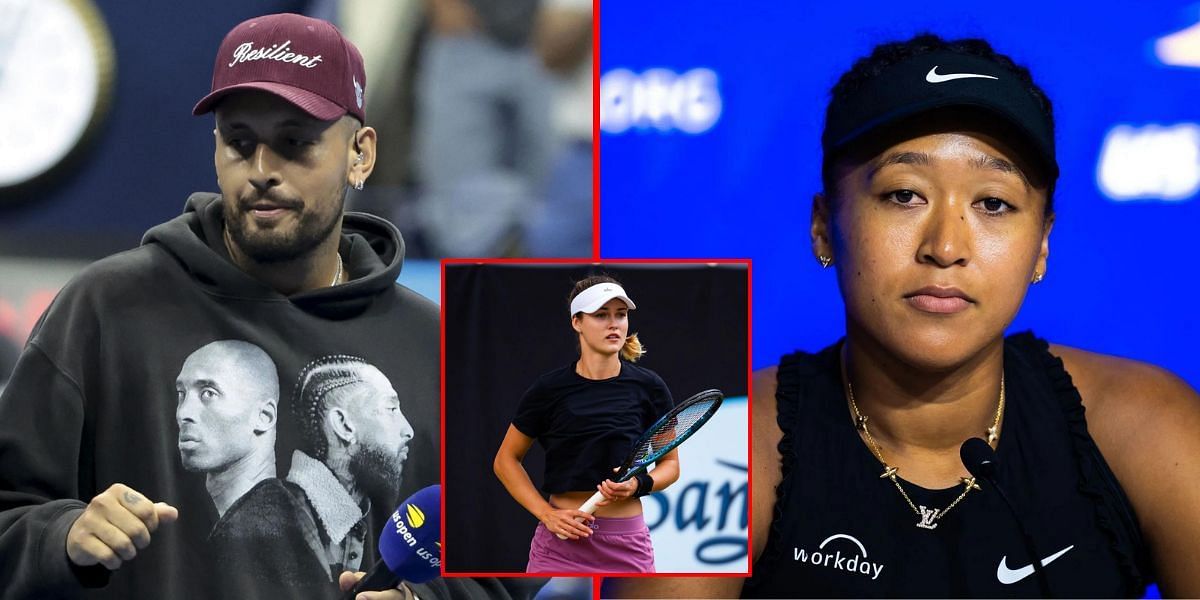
[794,533,885,581]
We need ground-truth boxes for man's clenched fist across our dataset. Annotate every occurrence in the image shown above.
[66,484,179,570]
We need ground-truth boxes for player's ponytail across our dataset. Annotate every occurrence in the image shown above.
[621,333,645,362]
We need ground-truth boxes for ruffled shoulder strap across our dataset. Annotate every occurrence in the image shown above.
[1006,331,1151,594]
[754,344,840,567]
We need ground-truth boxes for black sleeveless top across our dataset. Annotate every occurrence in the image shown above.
[744,333,1150,598]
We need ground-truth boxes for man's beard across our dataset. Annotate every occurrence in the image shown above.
[349,442,406,508]
[224,189,344,263]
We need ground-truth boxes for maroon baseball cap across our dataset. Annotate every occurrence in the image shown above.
[193,13,366,122]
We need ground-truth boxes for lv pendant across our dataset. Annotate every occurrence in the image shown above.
[916,505,941,530]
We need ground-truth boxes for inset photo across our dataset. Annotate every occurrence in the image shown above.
[443,261,749,576]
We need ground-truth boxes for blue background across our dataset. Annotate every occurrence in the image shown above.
[599,0,1200,402]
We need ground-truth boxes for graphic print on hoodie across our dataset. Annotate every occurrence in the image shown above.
[0,194,438,600]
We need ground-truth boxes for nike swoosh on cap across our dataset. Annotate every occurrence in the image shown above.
[925,66,999,83]
[996,545,1075,584]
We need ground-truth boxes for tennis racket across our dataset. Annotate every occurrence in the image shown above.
[556,388,724,539]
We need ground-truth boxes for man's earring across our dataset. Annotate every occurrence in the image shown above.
[818,255,833,268]
[1032,270,1044,284]
[353,152,366,190]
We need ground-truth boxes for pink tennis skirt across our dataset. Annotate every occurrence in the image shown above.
[526,512,656,574]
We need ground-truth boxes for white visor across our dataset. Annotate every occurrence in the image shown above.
[570,283,637,315]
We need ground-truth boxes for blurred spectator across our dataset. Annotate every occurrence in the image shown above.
[524,0,592,256]
[335,0,430,253]
[415,0,554,257]
[340,0,592,258]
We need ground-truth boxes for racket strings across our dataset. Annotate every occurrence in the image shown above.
[631,399,718,465]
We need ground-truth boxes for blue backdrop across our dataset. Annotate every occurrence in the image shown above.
[600,1,1200,400]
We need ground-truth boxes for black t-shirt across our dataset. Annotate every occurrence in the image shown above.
[512,361,674,494]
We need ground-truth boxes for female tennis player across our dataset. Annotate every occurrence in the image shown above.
[493,275,679,573]
[606,34,1200,597]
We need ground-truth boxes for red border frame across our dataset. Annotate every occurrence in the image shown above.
[438,258,752,590]
[592,0,602,260]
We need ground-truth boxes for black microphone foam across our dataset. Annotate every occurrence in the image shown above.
[960,437,997,479]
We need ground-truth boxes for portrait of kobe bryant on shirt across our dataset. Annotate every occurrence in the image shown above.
[0,11,579,600]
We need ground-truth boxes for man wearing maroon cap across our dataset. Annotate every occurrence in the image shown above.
[191,12,375,294]
[0,13,478,600]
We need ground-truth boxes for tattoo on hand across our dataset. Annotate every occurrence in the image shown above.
[123,491,142,505]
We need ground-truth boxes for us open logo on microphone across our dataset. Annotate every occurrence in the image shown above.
[794,533,885,581]
[391,505,424,548]
[391,503,441,567]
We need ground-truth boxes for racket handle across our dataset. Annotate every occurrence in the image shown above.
[578,490,605,515]
[554,491,605,540]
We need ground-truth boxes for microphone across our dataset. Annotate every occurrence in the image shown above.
[960,438,1051,598]
[342,484,441,599]
[959,437,997,478]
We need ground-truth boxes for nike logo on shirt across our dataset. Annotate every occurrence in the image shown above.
[996,545,1075,584]
[925,66,999,83]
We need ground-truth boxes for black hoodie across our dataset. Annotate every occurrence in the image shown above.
[0,194,440,599]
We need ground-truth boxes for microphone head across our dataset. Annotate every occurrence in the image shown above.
[378,484,441,584]
[960,437,998,480]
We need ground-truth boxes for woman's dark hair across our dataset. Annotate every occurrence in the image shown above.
[568,274,645,362]
[822,33,1056,215]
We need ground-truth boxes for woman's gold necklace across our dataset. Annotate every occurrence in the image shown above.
[842,364,1004,530]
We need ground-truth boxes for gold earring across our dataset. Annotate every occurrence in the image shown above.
[818,255,833,268]
[1032,271,1044,284]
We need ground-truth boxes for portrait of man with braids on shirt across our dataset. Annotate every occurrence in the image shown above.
[287,355,416,581]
